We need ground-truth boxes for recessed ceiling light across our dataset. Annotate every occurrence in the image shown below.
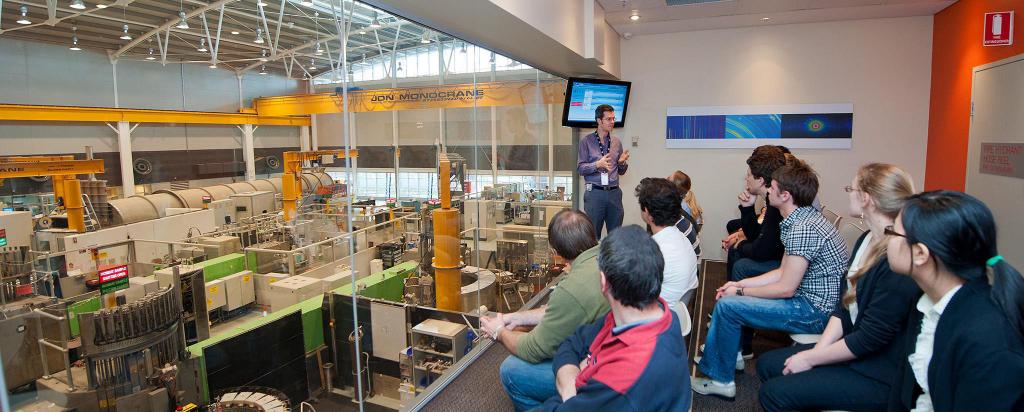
[17,6,32,25]
[70,0,87,10]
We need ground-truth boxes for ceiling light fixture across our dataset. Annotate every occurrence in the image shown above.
[459,42,467,54]
[70,0,87,10]
[396,62,402,72]
[230,30,240,35]
[259,49,268,62]
[300,0,314,6]
[197,38,208,52]
[369,12,381,28]
[420,31,431,44]
[17,6,32,25]
[259,65,268,74]
[309,58,317,70]
[209,63,217,69]
[120,24,132,40]
[95,3,108,8]
[258,0,268,6]
[254,28,264,44]
[315,42,323,55]
[358,28,366,35]
[761,17,771,22]
[630,11,640,21]
[146,48,156,60]
[176,11,190,29]
[69,27,82,50]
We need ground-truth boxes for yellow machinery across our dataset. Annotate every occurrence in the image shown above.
[0,156,104,232]
[281,149,357,221]
[432,153,461,311]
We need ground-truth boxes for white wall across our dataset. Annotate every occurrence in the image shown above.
[618,17,933,260]
[0,37,303,156]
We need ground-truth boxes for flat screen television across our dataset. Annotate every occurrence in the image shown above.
[561,77,632,128]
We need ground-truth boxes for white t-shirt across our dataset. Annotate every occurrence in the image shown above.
[652,225,699,304]
[846,231,873,324]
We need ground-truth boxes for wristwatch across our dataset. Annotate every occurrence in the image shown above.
[736,287,744,296]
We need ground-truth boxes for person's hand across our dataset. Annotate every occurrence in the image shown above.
[738,189,756,208]
[783,350,815,375]
[594,153,612,171]
[722,231,746,250]
[715,281,740,300]
[479,314,505,340]
[618,150,630,164]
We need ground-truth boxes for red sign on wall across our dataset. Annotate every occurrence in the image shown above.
[98,264,129,294]
[984,11,1014,46]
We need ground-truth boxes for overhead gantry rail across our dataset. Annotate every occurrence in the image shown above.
[0,104,310,126]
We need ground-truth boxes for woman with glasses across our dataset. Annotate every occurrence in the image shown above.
[756,163,922,411]
[886,190,1024,411]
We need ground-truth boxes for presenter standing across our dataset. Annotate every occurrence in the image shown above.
[577,104,630,238]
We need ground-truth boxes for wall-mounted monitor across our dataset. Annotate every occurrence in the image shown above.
[561,77,632,128]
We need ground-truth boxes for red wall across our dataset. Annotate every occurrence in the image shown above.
[925,0,1024,190]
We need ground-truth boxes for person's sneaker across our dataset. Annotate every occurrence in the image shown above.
[694,347,745,370]
[741,350,754,360]
[691,377,736,400]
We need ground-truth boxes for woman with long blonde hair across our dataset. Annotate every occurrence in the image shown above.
[756,163,921,411]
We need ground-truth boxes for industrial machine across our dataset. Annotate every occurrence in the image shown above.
[0,156,105,233]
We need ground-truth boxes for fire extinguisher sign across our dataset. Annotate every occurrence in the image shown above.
[984,11,1014,46]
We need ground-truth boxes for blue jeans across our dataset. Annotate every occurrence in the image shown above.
[500,355,557,412]
[729,256,781,353]
[583,186,623,239]
[698,295,827,383]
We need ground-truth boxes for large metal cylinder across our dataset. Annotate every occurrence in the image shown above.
[140,192,185,217]
[432,208,461,311]
[109,196,160,224]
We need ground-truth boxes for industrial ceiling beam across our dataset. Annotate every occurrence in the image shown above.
[112,0,233,59]
[0,103,311,126]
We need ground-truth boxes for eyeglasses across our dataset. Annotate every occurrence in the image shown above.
[884,225,906,238]
[843,185,859,193]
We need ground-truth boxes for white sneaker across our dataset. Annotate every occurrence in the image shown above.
[691,376,736,400]
[696,345,745,370]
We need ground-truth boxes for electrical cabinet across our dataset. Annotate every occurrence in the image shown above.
[410,319,469,391]
[205,279,226,311]
[222,271,256,311]
[230,191,275,219]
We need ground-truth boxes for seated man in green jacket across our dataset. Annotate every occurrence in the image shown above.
[480,209,610,412]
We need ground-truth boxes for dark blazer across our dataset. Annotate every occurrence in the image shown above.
[888,279,1024,411]
[736,203,784,261]
[833,232,922,384]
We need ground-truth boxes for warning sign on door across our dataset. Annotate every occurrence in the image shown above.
[980,143,1024,178]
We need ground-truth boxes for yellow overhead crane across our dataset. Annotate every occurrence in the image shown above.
[281,149,358,221]
[0,156,105,233]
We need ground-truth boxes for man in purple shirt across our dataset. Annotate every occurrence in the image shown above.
[577,104,630,238]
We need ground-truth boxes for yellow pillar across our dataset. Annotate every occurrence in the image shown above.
[432,156,461,311]
[64,179,86,233]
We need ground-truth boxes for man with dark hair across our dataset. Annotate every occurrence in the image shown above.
[482,209,611,412]
[720,145,788,361]
[539,225,691,411]
[693,159,847,400]
[635,178,699,308]
[577,104,630,238]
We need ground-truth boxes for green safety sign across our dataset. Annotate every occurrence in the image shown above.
[98,265,129,295]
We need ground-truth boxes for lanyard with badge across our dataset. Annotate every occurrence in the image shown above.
[597,135,611,186]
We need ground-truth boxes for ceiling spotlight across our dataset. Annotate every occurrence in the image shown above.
[120,24,132,40]
[259,65,268,75]
[257,0,268,6]
[259,49,268,62]
[314,42,323,55]
[69,28,82,51]
[630,11,640,21]
[146,48,156,60]
[70,0,87,10]
[358,28,366,35]
[209,64,217,69]
[17,6,32,25]
[369,12,381,28]
[420,32,431,44]
[300,0,313,6]
[176,11,190,29]
[197,38,208,52]
[254,28,264,44]
[396,62,402,72]
[761,17,771,22]
[459,42,467,53]
[309,58,317,70]
[230,30,240,35]
[95,3,108,8]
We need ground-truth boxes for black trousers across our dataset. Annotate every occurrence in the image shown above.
[756,344,890,412]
